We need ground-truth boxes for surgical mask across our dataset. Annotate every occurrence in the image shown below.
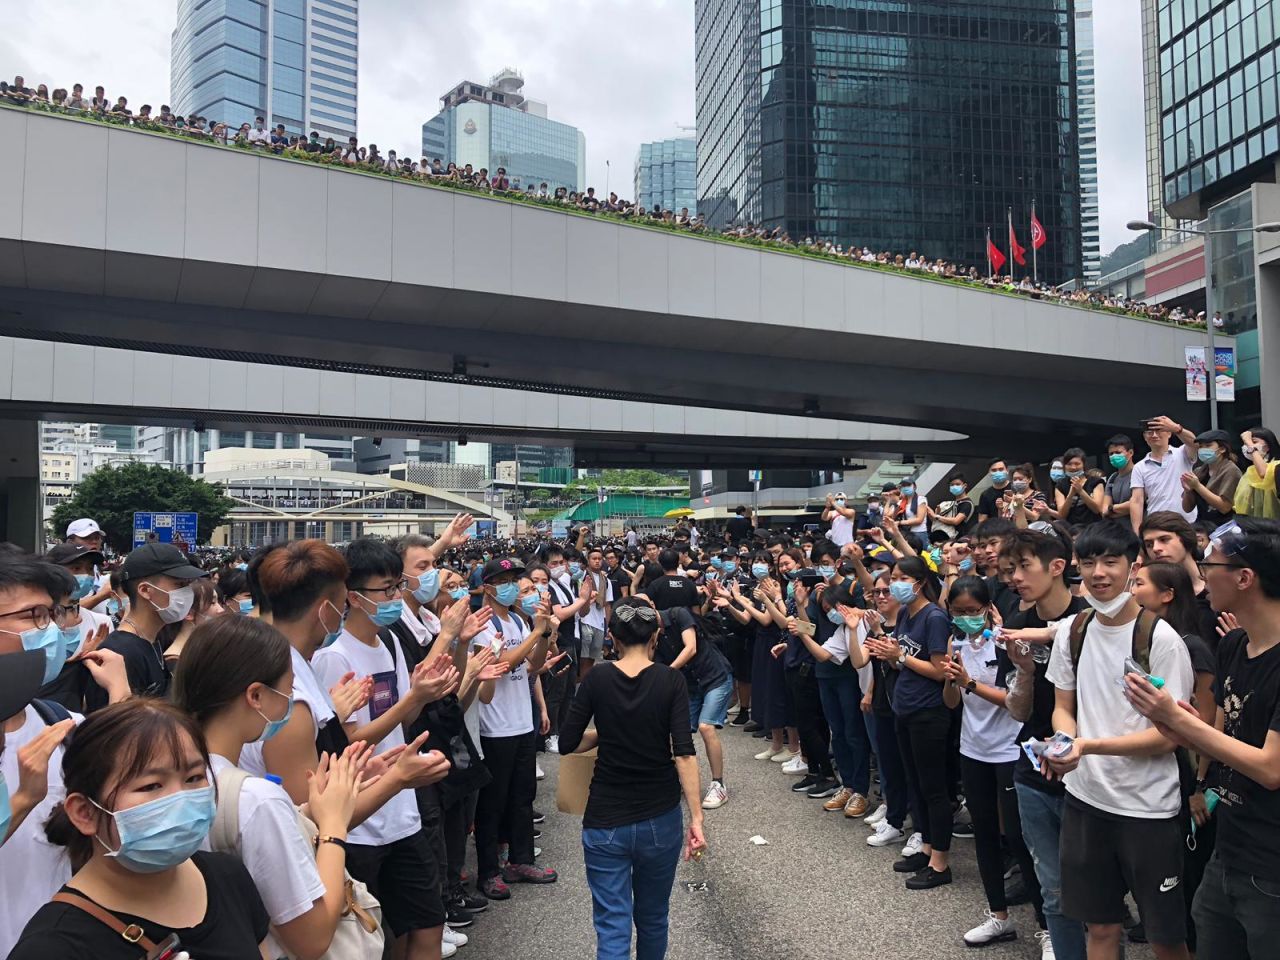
[868,503,881,514]
[958,557,975,573]
[0,774,9,844]
[146,584,195,625]
[105,597,122,618]
[784,569,800,580]
[1049,468,1065,482]
[318,601,345,648]
[929,547,943,566]
[71,574,95,601]
[1198,448,1218,464]
[953,615,986,636]
[1109,454,1128,469]
[448,586,469,602]
[1085,589,1132,618]
[826,608,845,626]
[568,562,582,577]
[59,623,82,659]
[238,599,254,615]
[519,594,541,616]
[786,581,795,598]
[834,498,846,507]
[991,470,1009,484]
[548,564,567,579]
[949,484,964,497]
[901,485,915,496]
[722,561,738,575]
[751,563,769,578]
[1067,469,1085,479]
[889,581,916,605]
[1011,480,1030,494]
[357,594,403,626]
[15,622,68,684]
[705,570,719,582]
[255,686,293,743]
[90,786,216,874]
[494,582,521,607]
[709,557,724,570]
[235,563,248,571]
[817,564,836,580]
[411,568,441,604]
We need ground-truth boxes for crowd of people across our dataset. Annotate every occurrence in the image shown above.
[2,72,1191,329]
[0,415,1277,959]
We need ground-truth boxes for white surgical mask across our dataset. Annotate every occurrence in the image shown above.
[146,584,195,624]
[1084,589,1131,618]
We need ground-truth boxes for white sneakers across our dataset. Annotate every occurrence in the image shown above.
[866,820,904,847]
[546,734,560,754]
[702,781,729,809]
[535,762,545,781]
[780,755,808,775]
[864,802,888,826]
[444,926,469,948]
[755,745,786,760]
[901,832,924,857]
[1035,931,1055,958]
[443,942,456,958]
[963,910,1017,947]
[772,749,800,765]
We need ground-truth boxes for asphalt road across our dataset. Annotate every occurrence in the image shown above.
[458,723,1158,959]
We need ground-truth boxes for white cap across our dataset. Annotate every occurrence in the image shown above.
[65,518,102,538]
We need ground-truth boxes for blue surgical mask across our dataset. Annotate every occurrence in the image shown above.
[889,581,916,605]
[705,570,719,582]
[235,563,248,571]
[18,622,68,684]
[358,595,403,626]
[1109,454,1129,470]
[834,498,846,507]
[255,686,293,742]
[1198,448,1218,464]
[958,557,975,573]
[71,574,95,602]
[929,547,943,564]
[495,582,521,607]
[722,561,738,575]
[901,485,915,496]
[949,485,964,497]
[105,597,122,618]
[991,470,1009,484]
[520,594,541,616]
[1049,469,1066,482]
[91,786,216,874]
[411,568,441,604]
[817,564,836,580]
[568,562,582,577]
[751,563,769,578]
[448,586,469,602]
[786,581,795,598]
[1066,470,1085,479]
[953,615,986,636]
[826,607,845,626]
[785,569,800,580]
[238,598,254,615]
[709,557,724,570]
[318,601,345,648]
[0,774,10,844]
[59,624,81,660]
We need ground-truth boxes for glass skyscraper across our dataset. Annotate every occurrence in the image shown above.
[171,0,358,142]
[634,137,698,214]
[695,0,1083,284]
[421,70,586,192]
[1076,1,1100,281]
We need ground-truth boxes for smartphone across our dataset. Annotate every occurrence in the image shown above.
[147,934,184,960]
[794,620,817,637]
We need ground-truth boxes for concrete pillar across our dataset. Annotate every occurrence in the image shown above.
[0,420,42,552]
[1254,184,1280,429]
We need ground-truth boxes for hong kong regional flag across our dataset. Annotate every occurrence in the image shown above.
[1031,212,1047,250]
[1009,221,1027,267]
[987,234,1006,273]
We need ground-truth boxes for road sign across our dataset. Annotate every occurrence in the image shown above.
[133,512,199,552]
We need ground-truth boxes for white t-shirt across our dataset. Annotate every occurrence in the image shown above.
[905,494,930,534]
[1045,613,1194,817]
[958,636,1022,763]
[241,647,336,778]
[205,754,324,930]
[0,706,82,957]
[1130,446,1197,522]
[578,573,614,631]
[822,622,874,692]
[473,612,534,738]
[829,509,855,547]
[312,630,421,845]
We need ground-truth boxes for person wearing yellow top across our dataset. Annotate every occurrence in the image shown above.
[1233,428,1280,519]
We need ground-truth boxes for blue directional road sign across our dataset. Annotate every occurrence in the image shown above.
[133,512,199,552]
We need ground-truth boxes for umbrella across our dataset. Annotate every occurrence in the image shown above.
[663,507,695,518]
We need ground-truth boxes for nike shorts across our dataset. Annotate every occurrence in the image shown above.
[1059,795,1187,946]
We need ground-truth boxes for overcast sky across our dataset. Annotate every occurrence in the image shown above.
[3,0,1147,253]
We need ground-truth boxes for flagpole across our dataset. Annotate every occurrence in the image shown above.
[1032,199,1038,286]
[986,228,992,280]
[1007,207,1014,281]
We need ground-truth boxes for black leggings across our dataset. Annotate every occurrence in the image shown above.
[896,705,953,852]
[785,665,832,777]
[960,755,1041,918]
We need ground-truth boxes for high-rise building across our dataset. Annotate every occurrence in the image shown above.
[171,0,359,142]
[421,69,586,192]
[1076,1,1100,281]
[488,444,574,477]
[353,438,453,475]
[634,137,698,214]
[694,0,1083,283]
[1140,0,1179,238]
[138,426,355,474]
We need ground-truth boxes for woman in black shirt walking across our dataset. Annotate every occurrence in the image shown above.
[560,596,707,960]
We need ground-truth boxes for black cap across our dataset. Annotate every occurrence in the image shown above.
[47,542,103,567]
[1195,428,1231,446]
[880,481,899,492]
[121,543,207,582]
[481,557,526,583]
[0,650,47,719]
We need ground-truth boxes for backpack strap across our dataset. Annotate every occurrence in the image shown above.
[209,765,250,857]
[31,698,73,726]
[1131,609,1158,675]
[1068,610,1095,673]
[51,891,157,953]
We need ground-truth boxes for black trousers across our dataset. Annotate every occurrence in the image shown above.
[897,705,954,852]
[785,664,832,777]
[443,788,478,891]
[961,755,1042,918]
[475,731,537,878]
[541,664,574,738]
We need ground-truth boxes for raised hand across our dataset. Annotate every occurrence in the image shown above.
[13,718,76,819]
[330,672,374,723]
[393,732,451,788]
[68,622,110,662]
[410,655,460,703]
[1216,611,1240,637]
[461,606,493,642]
[307,749,362,836]
[78,649,131,703]
[442,512,474,549]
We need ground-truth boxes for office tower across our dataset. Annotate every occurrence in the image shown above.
[634,137,698,214]
[1076,0,1100,281]
[137,426,355,474]
[421,69,586,192]
[171,0,359,141]
[694,0,1083,283]
[1140,0,1178,237]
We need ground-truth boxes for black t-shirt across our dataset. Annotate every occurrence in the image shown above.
[606,567,630,599]
[658,607,730,692]
[1053,476,1105,528]
[726,515,753,544]
[1009,594,1090,795]
[978,484,1011,519]
[1213,629,1280,879]
[559,662,695,829]
[84,630,169,713]
[10,851,269,959]
[987,576,1022,621]
[38,660,97,712]
[643,574,699,611]
[1194,587,1219,652]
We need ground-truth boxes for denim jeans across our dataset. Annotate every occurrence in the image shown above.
[1015,782,1086,960]
[1192,850,1280,960]
[582,805,684,960]
[817,671,872,795]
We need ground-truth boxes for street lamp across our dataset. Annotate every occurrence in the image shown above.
[1126,218,1280,429]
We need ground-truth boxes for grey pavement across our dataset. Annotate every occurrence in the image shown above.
[460,724,1158,959]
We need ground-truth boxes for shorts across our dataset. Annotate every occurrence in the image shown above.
[689,675,734,730]
[345,830,446,936]
[579,623,605,659]
[1060,795,1187,946]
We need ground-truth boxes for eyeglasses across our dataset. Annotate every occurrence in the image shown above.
[0,604,53,629]
[871,589,892,597]
[53,601,82,627]
[354,579,407,600]
[1197,560,1244,573]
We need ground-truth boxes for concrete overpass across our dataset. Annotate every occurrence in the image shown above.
[0,105,1227,466]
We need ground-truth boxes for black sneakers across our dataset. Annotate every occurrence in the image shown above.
[893,852,930,873]
[449,885,488,913]
[791,774,820,793]
[805,777,840,799]
[905,866,952,890]
[730,709,750,726]
[446,904,476,927]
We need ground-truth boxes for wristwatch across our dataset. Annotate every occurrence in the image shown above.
[964,679,978,696]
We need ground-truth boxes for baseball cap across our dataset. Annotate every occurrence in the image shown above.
[0,651,48,719]
[121,543,208,582]
[65,518,102,539]
[481,557,526,583]
[1195,428,1232,446]
[880,482,899,493]
[47,542,103,567]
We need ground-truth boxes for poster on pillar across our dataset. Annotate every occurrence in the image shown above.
[1214,346,1237,402]
[1184,347,1208,401]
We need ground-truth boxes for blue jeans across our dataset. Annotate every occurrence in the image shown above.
[582,805,684,960]
[817,671,872,795]
[1016,782,1086,960]
[1192,850,1280,960]
[688,676,734,730]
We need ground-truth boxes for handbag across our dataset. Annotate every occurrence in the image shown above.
[210,766,384,960]
[49,891,180,959]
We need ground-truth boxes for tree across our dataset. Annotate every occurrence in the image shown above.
[49,462,236,552]
[529,488,552,503]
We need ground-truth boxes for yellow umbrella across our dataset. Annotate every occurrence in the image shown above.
[663,507,695,518]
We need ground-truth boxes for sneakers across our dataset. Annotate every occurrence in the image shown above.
[445,903,475,927]
[791,774,820,793]
[502,862,558,884]
[730,708,750,726]
[774,748,800,765]
[780,754,808,774]
[893,852,930,873]
[843,792,869,818]
[702,781,729,809]
[546,734,559,754]
[742,720,762,732]
[480,875,511,900]
[806,777,840,799]
[532,809,546,824]
[449,886,487,913]
[864,802,888,826]
[867,820,905,847]
[1035,931,1055,959]
[901,831,924,857]
[442,940,457,959]
[535,762,545,781]
[905,865,952,890]
[755,745,786,761]
[444,926,469,948]
[824,786,854,811]
[963,910,1017,945]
